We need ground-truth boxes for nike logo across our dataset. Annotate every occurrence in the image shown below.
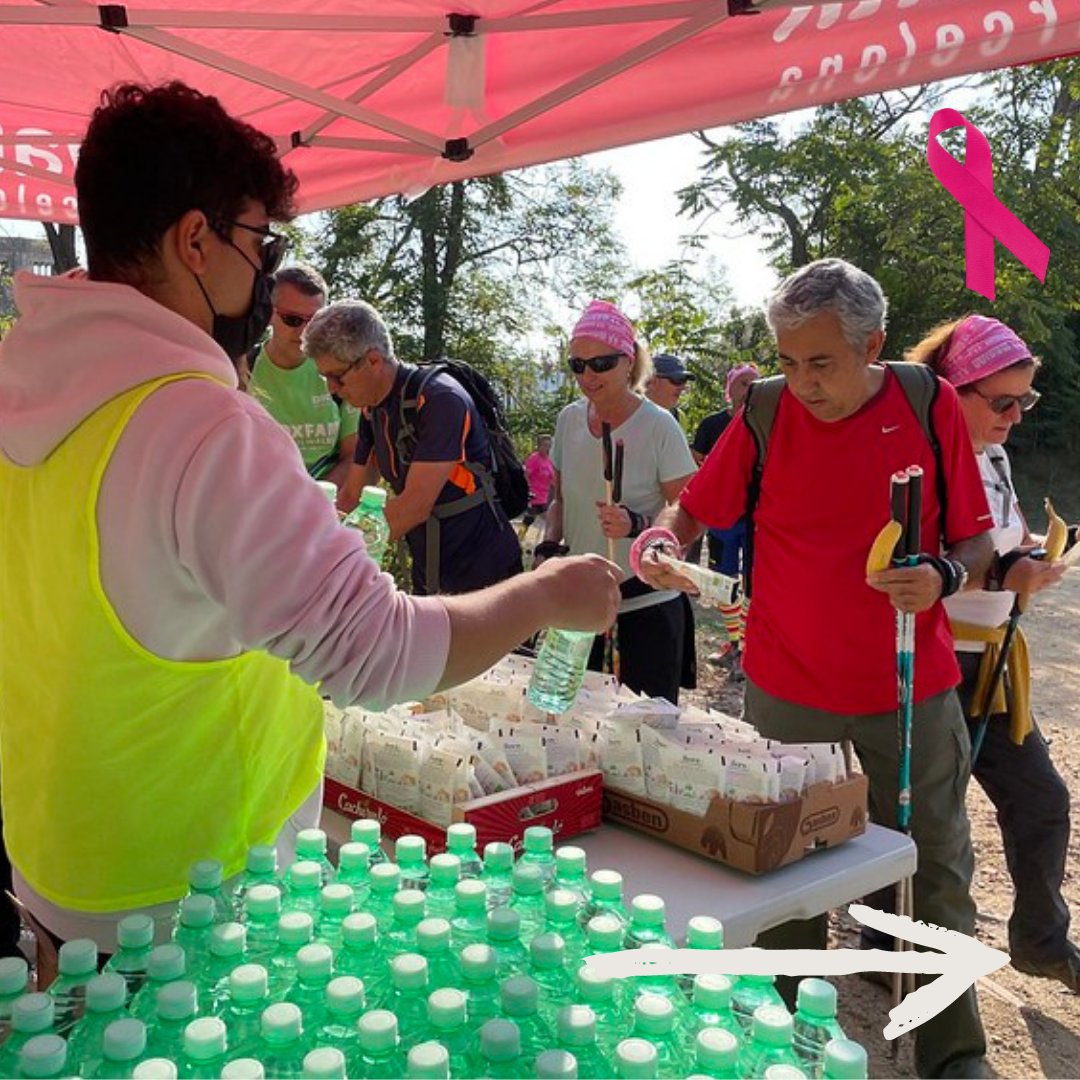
[881,424,901,434]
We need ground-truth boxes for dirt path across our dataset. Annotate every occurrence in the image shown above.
[688,574,1080,1079]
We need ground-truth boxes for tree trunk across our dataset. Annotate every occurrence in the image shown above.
[43,223,78,274]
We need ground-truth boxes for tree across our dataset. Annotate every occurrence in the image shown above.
[43,223,78,274]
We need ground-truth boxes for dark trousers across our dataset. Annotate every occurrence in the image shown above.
[0,789,22,958]
[957,652,1073,962]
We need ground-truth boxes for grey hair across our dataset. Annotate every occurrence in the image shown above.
[765,258,888,350]
[302,300,395,364]
[273,263,328,300]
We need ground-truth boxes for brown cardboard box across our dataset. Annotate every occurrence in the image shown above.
[602,774,868,874]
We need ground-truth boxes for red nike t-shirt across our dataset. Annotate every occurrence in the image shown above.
[680,368,991,715]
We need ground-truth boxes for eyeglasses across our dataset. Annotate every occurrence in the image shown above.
[568,353,623,375]
[211,219,288,275]
[276,310,313,329]
[967,387,1041,415]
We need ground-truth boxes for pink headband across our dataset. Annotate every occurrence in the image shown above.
[571,300,636,357]
[938,315,1031,387]
[726,363,761,400]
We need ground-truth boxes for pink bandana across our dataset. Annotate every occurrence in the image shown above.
[571,300,636,357]
[938,315,1031,387]
[726,363,761,401]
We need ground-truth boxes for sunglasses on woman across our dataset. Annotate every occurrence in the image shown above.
[568,353,623,375]
[276,310,313,329]
[968,387,1041,415]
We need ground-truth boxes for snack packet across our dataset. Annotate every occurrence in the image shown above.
[499,725,547,785]
[473,733,517,790]
[420,748,469,827]
[540,725,583,778]
[659,739,726,816]
[596,723,646,794]
[370,734,422,813]
[723,751,781,804]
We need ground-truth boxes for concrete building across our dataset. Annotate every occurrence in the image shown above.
[0,235,53,317]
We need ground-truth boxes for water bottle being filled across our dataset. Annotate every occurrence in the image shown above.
[344,485,391,566]
[526,628,594,715]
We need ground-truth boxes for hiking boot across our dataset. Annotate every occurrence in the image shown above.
[938,1055,995,1078]
[1011,941,1080,993]
[707,643,740,668]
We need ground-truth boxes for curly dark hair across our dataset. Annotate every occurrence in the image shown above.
[75,81,299,280]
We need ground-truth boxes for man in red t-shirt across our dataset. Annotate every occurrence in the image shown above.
[635,260,994,1080]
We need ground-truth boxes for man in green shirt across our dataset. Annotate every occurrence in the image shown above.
[247,265,359,485]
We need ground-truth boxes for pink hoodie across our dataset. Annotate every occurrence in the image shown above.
[0,272,450,708]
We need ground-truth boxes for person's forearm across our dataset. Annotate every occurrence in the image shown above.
[949,532,995,590]
[323,457,352,489]
[653,503,706,550]
[542,498,564,544]
[385,492,435,541]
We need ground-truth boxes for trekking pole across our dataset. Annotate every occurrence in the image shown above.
[601,422,616,563]
[970,595,1022,762]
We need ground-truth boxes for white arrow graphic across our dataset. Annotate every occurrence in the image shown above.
[583,904,1008,1039]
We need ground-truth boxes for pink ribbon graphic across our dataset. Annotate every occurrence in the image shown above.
[927,108,1049,302]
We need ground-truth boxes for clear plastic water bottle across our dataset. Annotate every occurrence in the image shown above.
[396,836,430,892]
[256,1002,307,1079]
[48,937,98,1035]
[614,1037,658,1080]
[425,855,461,921]
[631,993,689,1076]
[283,862,323,919]
[415,919,458,992]
[685,974,742,1048]
[0,955,29,1038]
[737,1004,800,1078]
[355,1009,404,1079]
[335,844,371,910]
[545,890,588,966]
[293,829,336,887]
[520,827,556,883]
[314,976,365,1070]
[693,1027,740,1079]
[486,908,528,980]
[284,943,334,1033]
[316,884,354,953]
[18,1033,69,1079]
[551,847,589,904]
[383,954,431,1043]
[510,864,548,943]
[730,974,785,1034]
[129,945,187,1024]
[367,863,403,931]
[337,914,386,1005]
[679,917,724,997]
[242,885,283,964]
[631,942,694,1013]
[535,1048,578,1080]
[197,923,248,1013]
[268,912,315,999]
[580,870,630,929]
[406,1041,450,1080]
[481,843,515,907]
[527,629,594,715]
[556,1004,613,1079]
[450,880,489,949]
[145,980,199,1063]
[231,846,279,919]
[763,1066,809,1079]
[104,915,156,1003]
[92,1017,148,1079]
[574,967,621,1055]
[301,1047,347,1080]
[132,1057,179,1079]
[178,1017,229,1079]
[381,890,427,962]
[350,819,387,868]
[66,971,127,1076]
[792,979,846,1077]
[822,1038,868,1080]
[472,1018,527,1080]
[421,987,472,1062]
[625,895,675,949]
[0,994,55,1077]
[185,860,233,925]
[173,896,216,979]
[220,1059,264,1079]
[344,485,391,566]
[499,975,552,1064]
[528,933,576,1022]
[585,915,625,959]
[214,964,269,1059]
[459,944,501,1030]
[446,824,483,879]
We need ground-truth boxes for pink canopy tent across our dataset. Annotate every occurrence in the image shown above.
[1,0,1077,224]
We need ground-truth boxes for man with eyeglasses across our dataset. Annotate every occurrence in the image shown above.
[0,81,620,949]
[245,265,359,487]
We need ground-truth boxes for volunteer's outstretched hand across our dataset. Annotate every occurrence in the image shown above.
[533,553,622,632]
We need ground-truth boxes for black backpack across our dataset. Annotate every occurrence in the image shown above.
[740,361,946,598]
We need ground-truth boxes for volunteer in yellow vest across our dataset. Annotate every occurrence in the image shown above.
[910,314,1079,993]
[0,81,620,946]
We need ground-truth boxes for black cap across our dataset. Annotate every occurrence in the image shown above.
[652,353,695,383]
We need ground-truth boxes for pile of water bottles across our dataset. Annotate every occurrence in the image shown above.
[0,821,871,1079]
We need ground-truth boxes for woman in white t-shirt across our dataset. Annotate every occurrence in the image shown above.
[910,314,1078,992]
[536,300,698,702]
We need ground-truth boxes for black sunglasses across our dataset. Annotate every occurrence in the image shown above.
[276,310,313,329]
[568,353,624,375]
[211,219,288,275]
[967,387,1041,415]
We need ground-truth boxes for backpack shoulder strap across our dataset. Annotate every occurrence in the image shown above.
[740,375,786,599]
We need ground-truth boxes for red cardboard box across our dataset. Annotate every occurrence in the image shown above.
[324,770,603,855]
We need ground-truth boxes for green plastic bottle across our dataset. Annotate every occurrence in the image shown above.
[256,1002,307,1079]
[104,915,155,1003]
[631,993,689,1076]
[337,913,386,1005]
[552,847,589,908]
[625,895,675,949]
[0,994,55,1077]
[132,1057,179,1079]
[66,971,127,1076]
[178,1016,229,1079]
[613,1037,658,1079]
[579,870,629,929]
[520,827,556,883]
[383,954,431,1043]
[416,919,459,992]
[219,1058,264,1079]
[284,943,334,1033]
[472,1019,528,1080]
[425,855,461,921]
[283,862,323,919]
[381,890,427,961]
[763,1066,809,1079]
[792,979,846,1077]
[173,895,216,980]
[313,975,365,1070]
[481,843,515,908]
[185,859,233,925]
[267,911,314,998]
[197,922,248,1013]
[679,916,724,997]
[145,980,199,1063]
[509,864,548,943]
[458,944,501,1030]
[691,1027,740,1079]
[366,863,403,932]
[242,884,283,963]
[527,933,576,1022]
[355,1009,404,1079]
[48,937,98,1035]
[555,1004,614,1079]
[631,942,694,1014]
[129,945,186,1025]
[535,1048,579,1079]
[334,843,371,910]
[344,485,391,566]
[445,824,483,879]
[499,975,553,1064]
[349,819,387,868]
[736,1004,800,1078]
[544,889,589,965]
[316,884,354,952]
[421,987,472,1065]
[294,828,336,887]
[730,974,785,1033]
[18,1033,69,1079]
[406,1041,450,1080]
[685,974,742,1050]
[396,836,430,893]
[231,845,279,919]
[214,964,269,1060]
[487,908,528,980]
[92,1017,148,1079]
[574,965,621,1054]
[450,880,488,949]
[822,1038,869,1080]
[301,1047,347,1080]
[584,914,625,960]
[0,956,28,1039]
